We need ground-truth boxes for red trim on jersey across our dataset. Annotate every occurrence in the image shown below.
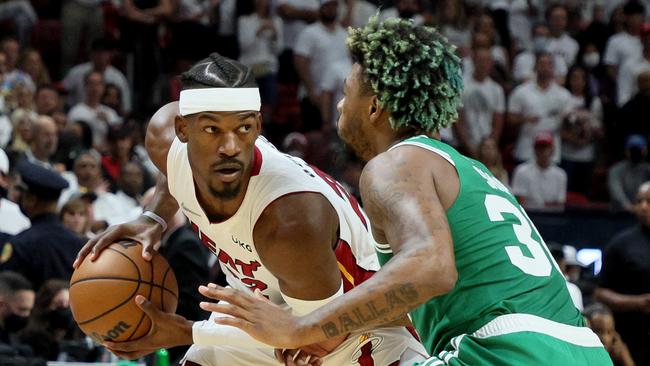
[406,325,421,342]
[358,342,375,366]
[335,238,375,292]
[251,146,263,176]
[388,361,399,366]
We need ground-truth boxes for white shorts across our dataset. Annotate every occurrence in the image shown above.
[182,324,428,366]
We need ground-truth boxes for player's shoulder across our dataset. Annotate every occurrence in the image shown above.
[361,143,438,185]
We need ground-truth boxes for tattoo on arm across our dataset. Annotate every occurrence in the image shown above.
[320,283,419,338]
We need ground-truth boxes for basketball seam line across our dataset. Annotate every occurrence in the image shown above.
[161,266,172,313]
[126,250,156,341]
[70,277,178,298]
[76,248,142,326]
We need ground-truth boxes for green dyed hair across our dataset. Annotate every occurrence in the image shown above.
[347,16,463,135]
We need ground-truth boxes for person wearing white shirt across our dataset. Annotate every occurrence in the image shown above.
[343,0,376,28]
[0,148,30,236]
[67,71,122,148]
[617,25,650,107]
[547,4,579,66]
[512,132,567,211]
[603,1,645,84]
[62,39,131,114]
[294,0,350,129]
[238,0,283,108]
[508,0,541,52]
[277,0,319,52]
[508,52,572,163]
[319,58,351,131]
[513,23,568,84]
[561,65,603,195]
[93,162,144,226]
[456,47,505,158]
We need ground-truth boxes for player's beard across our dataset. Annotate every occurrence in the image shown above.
[209,181,242,200]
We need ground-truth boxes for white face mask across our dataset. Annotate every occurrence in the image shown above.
[583,52,600,68]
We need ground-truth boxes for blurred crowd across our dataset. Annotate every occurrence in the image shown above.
[0,0,649,365]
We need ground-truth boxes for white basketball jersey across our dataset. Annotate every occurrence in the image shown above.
[166,136,380,305]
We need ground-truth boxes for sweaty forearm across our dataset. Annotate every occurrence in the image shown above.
[298,246,452,344]
[145,175,180,225]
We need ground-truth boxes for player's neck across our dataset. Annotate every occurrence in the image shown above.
[194,171,252,223]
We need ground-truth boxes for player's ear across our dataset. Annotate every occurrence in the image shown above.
[368,95,384,126]
[174,115,189,143]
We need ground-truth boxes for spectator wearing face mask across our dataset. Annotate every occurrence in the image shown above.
[19,280,78,361]
[608,134,650,212]
[0,272,34,345]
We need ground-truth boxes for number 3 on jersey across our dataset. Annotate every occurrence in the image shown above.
[484,194,555,277]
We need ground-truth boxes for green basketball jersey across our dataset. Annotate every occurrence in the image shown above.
[375,136,589,357]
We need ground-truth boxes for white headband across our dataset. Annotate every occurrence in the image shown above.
[179,88,261,116]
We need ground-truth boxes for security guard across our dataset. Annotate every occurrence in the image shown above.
[0,161,85,290]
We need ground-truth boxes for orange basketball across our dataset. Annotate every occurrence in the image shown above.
[69,240,178,343]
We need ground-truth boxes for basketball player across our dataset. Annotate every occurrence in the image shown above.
[194,18,614,365]
[73,53,428,365]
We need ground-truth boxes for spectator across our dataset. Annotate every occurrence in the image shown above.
[596,181,650,365]
[546,4,580,66]
[18,49,50,88]
[7,81,34,112]
[618,24,650,107]
[470,14,509,71]
[430,0,471,50]
[237,0,283,111]
[60,0,103,73]
[456,46,505,158]
[101,83,123,117]
[0,272,34,344]
[0,37,34,93]
[320,57,351,134]
[476,137,509,186]
[561,65,603,195]
[512,23,569,84]
[62,39,131,115]
[584,303,636,366]
[506,0,540,52]
[59,198,92,240]
[509,52,572,163]
[34,85,61,117]
[512,131,567,210]
[343,0,376,29]
[23,115,58,169]
[0,0,37,47]
[276,0,318,82]
[67,71,122,149]
[549,243,584,311]
[19,279,76,361]
[608,134,650,211]
[294,0,350,131]
[619,70,650,143]
[603,1,645,88]
[381,0,425,26]
[0,162,84,290]
[0,148,29,239]
[93,161,144,226]
[6,108,36,154]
